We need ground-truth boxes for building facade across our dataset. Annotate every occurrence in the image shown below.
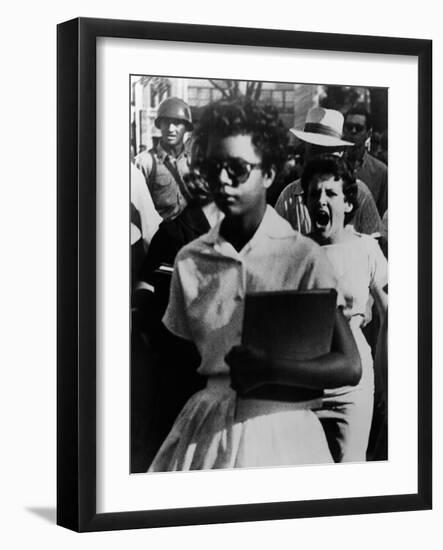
[130,75,322,154]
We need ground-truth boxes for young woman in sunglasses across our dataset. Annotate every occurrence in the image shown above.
[302,155,388,462]
[149,99,361,471]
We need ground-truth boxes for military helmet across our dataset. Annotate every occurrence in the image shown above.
[154,97,193,130]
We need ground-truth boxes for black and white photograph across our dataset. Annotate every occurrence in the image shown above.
[1,0,439,545]
[55,14,432,534]
[130,76,389,474]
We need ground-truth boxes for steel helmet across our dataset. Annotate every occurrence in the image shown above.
[154,97,193,130]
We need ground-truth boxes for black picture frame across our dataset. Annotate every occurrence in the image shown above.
[57,17,432,532]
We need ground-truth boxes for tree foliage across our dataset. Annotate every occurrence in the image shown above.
[208,79,263,101]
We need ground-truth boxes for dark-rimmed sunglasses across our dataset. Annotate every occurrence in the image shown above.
[344,122,366,133]
[199,157,262,187]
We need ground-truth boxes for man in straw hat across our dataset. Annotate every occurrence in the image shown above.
[275,106,382,236]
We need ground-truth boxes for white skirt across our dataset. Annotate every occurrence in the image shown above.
[149,376,333,471]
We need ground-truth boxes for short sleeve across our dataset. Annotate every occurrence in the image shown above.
[162,259,192,341]
[368,237,388,290]
[134,150,152,182]
[275,186,291,219]
[352,180,383,235]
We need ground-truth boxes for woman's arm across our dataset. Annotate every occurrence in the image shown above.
[227,307,361,395]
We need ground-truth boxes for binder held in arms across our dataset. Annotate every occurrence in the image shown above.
[241,289,337,362]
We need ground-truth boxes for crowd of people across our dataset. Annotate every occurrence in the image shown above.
[130,93,388,473]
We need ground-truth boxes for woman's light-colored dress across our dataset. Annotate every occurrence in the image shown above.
[313,229,388,462]
[149,207,340,471]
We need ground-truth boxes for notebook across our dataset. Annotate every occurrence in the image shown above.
[241,289,337,361]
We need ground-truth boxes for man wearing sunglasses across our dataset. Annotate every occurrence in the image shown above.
[343,106,388,217]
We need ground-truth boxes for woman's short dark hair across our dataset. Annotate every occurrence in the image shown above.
[193,97,288,175]
[301,155,359,224]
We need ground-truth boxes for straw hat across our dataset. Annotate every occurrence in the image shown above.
[291,107,354,147]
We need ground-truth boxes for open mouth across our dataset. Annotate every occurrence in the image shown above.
[314,209,330,230]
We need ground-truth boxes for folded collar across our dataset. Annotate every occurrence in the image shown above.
[201,205,296,248]
[155,142,188,163]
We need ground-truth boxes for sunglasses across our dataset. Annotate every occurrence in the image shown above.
[344,122,366,133]
[199,157,262,187]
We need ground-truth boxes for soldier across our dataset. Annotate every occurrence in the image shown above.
[135,97,193,221]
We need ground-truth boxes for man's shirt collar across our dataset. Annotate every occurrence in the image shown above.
[155,141,187,163]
